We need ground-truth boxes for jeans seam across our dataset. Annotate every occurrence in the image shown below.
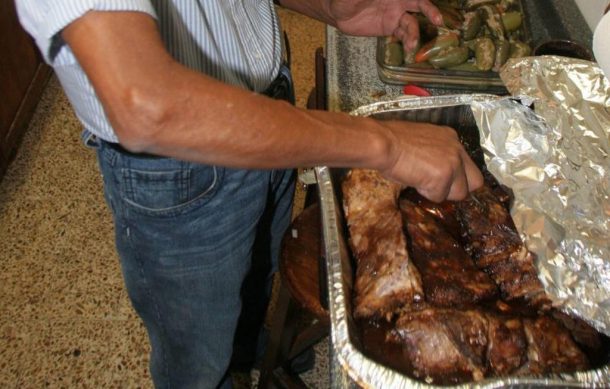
[126,222,170,387]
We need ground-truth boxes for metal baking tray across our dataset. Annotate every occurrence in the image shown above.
[315,94,610,388]
[376,1,531,91]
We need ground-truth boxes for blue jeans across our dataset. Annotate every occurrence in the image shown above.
[89,136,295,388]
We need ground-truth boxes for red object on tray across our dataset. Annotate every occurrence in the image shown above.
[403,84,431,96]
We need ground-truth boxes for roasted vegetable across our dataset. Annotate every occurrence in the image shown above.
[440,7,464,29]
[493,39,511,71]
[474,37,496,71]
[501,11,522,32]
[428,46,470,68]
[415,32,460,63]
[462,11,482,40]
[509,40,531,58]
[462,0,500,10]
[478,5,506,40]
[384,37,405,66]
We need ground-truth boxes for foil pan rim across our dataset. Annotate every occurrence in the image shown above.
[315,94,610,389]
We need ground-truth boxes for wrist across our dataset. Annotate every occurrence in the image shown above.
[362,119,398,173]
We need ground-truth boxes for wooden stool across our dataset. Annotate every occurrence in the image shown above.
[258,204,330,388]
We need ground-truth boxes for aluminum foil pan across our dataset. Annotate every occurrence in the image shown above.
[315,94,610,388]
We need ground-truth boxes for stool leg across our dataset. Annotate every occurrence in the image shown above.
[258,280,293,388]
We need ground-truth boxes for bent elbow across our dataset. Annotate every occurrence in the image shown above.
[109,85,171,154]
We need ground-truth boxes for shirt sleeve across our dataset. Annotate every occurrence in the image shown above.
[15,0,157,64]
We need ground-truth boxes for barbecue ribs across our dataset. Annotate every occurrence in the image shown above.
[389,307,588,383]
[399,199,498,307]
[342,169,423,319]
[457,186,551,310]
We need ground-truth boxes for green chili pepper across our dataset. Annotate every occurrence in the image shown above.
[493,39,510,71]
[440,7,464,29]
[474,37,496,71]
[415,32,460,63]
[428,46,470,68]
[462,11,482,40]
[462,0,500,11]
[384,38,405,66]
[501,11,522,32]
[478,5,506,40]
[509,40,531,58]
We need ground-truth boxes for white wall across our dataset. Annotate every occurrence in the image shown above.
[574,0,609,30]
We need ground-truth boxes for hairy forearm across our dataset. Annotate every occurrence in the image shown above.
[121,64,390,171]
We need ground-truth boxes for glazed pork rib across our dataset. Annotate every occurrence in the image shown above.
[388,308,527,382]
[518,316,590,375]
[389,308,588,383]
[342,169,423,319]
[457,186,551,310]
[399,199,498,307]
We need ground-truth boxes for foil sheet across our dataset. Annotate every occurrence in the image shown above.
[481,56,610,335]
[316,93,610,388]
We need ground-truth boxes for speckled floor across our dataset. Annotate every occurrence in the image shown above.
[0,8,327,389]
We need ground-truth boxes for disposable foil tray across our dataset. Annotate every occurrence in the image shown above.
[315,94,610,388]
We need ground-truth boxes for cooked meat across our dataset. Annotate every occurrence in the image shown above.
[519,316,589,375]
[486,315,527,376]
[389,307,589,382]
[483,169,513,207]
[389,308,488,382]
[457,186,551,310]
[342,169,423,319]
[551,310,604,362]
[400,189,464,243]
[399,199,498,307]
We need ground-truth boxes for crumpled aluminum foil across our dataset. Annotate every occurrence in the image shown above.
[469,56,610,334]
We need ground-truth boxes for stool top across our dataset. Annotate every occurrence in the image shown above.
[280,204,329,321]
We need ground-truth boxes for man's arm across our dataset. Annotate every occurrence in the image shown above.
[276,0,442,49]
[62,11,481,201]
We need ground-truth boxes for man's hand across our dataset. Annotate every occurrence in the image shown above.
[377,121,484,202]
[329,0,443,50]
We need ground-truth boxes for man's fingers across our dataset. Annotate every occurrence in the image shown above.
[396,13,421,50]
[415,0,443,26]
[446,157,470,201]
[461,149,484,192]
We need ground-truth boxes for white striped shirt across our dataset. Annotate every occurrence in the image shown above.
[15,0,282,142]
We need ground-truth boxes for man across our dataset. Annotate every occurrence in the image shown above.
[16,1,483,388]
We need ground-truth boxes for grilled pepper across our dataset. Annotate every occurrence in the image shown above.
[478,5,506,40]
[509,40,531,58]
[493,39,510,71]
[501,11,522,32]
[462,11,482,40]
[462,0,500,10]
[384,37,405,66]
[474,37,496,71]
[415,32,460,63]
[440,7,464,29]
[428,45,470,68]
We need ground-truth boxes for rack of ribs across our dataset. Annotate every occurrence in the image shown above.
[399,199,498,307]
[457,186,551,311]
[342,169,423,319]
[389,307,588,383]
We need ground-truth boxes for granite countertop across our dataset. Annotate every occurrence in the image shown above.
[326,0,594,114]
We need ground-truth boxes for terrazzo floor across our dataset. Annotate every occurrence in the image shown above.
[0,8,328,389]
